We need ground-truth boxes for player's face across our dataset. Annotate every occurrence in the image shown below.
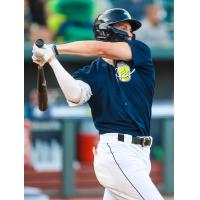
[113,21,133,40]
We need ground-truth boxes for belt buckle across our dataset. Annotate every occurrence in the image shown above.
[142,137,147,147]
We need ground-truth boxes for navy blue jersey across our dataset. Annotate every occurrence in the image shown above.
[73,40,155,136]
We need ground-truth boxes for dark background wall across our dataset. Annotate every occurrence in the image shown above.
[153,59,174,99]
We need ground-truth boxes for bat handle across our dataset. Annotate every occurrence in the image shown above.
[35,39,44,48]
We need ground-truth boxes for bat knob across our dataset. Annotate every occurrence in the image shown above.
[35,39,44,48]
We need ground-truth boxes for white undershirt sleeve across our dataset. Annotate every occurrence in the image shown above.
[67,80,92,107]
[49,58,92,106]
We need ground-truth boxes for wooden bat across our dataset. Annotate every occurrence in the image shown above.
[35,39,48,111]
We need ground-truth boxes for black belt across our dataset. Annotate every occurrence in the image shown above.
[118,134,152,147]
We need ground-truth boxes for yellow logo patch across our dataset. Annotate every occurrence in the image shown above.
[117,64,131,82]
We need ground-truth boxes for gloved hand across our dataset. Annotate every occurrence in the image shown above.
[32,44,55,66]
[32,54,46,67]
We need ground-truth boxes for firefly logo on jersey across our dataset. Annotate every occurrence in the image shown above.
[116,63,135,82]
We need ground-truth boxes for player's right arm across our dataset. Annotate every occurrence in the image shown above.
[56,40,132,61]
[32,44,92,105]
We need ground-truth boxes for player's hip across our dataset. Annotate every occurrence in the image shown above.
[93,133,152,173]
[93,134,155,199]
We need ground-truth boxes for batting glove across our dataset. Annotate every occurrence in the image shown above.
[32,54,46,67]
[32,44,55,64]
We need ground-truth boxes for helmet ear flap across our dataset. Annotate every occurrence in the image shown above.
[93,18,110,40]
[93,22,101,40]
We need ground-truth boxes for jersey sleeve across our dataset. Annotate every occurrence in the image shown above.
[125,40,153,70]
[73,66,92,86]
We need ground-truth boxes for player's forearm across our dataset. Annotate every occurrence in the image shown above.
[56,41,104,57]
[56,40,131,60]
[48,57,81,103]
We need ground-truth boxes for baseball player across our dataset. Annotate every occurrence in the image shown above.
[32,8,164,200]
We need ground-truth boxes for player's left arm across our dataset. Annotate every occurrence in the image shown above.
[56,40,132,61]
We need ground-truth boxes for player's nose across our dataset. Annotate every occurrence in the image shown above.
[127,31,133,39]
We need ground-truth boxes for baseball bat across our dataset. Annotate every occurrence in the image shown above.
[35,39,48,111]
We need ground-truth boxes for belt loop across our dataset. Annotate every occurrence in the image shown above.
[118,134,124,142]
[131,135,134,144]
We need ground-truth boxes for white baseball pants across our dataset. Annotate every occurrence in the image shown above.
[93,133,164,200]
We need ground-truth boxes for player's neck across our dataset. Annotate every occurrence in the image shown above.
[102,58,114,66]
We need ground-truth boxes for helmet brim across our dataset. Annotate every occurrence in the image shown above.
[128,19,142,31]
[111,19,142,32]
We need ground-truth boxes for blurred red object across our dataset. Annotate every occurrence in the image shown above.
[77,120,99,163]
[24,120,32,167]
[150,160,164,186]
[77,134,99,163]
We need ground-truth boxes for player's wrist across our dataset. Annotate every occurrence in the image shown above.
[49,44,59,56]
[47,56,56,64]
[53,44,59,55]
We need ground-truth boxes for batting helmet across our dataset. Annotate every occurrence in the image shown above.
[93,8,142,42]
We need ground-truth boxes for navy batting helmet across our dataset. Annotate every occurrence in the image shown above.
[93,8,142,42]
